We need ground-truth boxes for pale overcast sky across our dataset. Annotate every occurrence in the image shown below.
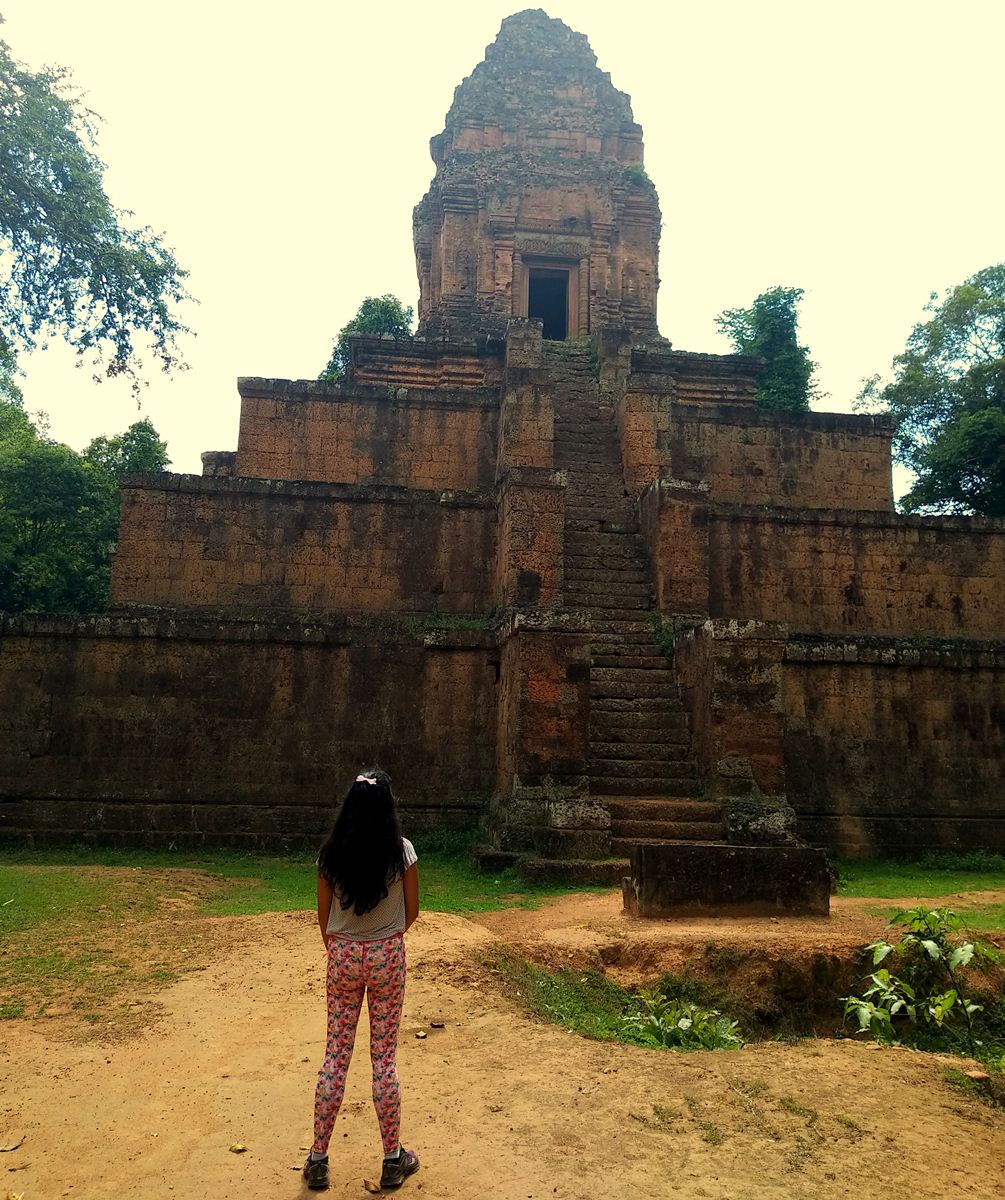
[4,0,1004,485]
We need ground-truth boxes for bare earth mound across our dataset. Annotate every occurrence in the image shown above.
[1,903,1003,1200]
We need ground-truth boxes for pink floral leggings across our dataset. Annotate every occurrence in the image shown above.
[312,933,406,1156]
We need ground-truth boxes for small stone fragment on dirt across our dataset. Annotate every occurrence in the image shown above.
[964,1069,991,1082]
[0,1139,24,1153]
[415,1031,427,1040]
[430,1021,445,1028]
[228,1142,248,1153]
[363,1179,381,1193]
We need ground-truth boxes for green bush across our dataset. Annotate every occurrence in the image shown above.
[623,988,744,1051]
[844,906,1004,1068]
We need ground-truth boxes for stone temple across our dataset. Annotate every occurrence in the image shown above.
[1,11,1003,879]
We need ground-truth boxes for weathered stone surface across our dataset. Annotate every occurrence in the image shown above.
[623,842,831,917]
[1,10,1002,864]
[0,613,497,844]
[414,10,660,339]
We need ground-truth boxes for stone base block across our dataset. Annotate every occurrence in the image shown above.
[622,841,830,917]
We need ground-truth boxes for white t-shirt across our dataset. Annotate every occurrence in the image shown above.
[325,837,418,941]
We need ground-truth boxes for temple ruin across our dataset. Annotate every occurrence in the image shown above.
[2,10,1003,870]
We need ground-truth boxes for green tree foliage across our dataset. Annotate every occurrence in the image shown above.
[0,334,22,404]
[0,22,189,389]
[716,286,816,412]
[82,417,168,477]
[0,399,168,613]
[858,264,1005,517]
[319,295,414,382]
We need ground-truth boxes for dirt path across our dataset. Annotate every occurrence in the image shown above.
[1,905,1003,1200]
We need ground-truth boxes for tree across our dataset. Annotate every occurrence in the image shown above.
[0,397,169,613]
[319,294,414,382]
[82,417,168,477]
[0,22,189,389]
[716,286,816,412]
[858,264,1005,517]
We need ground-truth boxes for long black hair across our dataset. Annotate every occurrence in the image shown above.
[317,768,407,915]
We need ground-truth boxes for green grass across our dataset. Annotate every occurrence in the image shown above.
[492,952,747,1051]
[0,842,599,924]
[493,952,639,1043]
[0,843,600,1024]
[836,855,1005,899]
[866,902,1005,932]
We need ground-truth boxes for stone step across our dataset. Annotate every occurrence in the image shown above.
[565,594,650,612]
[589,757,695,778]
[565,523,641,537]
[590,705,690,724]
[591,635,661,648]
[591,727,690,748]
[591,655,669,670]
[591,643,663,656]
[591,697,686,716]
[611,828,720,852]
[590,679,673,701]
[564,512,637,525]
[591,664,672,684]
[591,776,701,796]
[574,608,656,624]
[605,797,718,822]
[565,531,644,551]
[565,567,649,585]
[590,641,663,655]
[590,741,691,761]
[591,716,690,738]
[565,582,651,601]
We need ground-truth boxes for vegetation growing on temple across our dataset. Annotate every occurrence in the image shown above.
[716,286,817,413]
[318,294,414,382]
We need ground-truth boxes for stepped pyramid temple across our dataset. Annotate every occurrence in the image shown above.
[2,11,1003,893]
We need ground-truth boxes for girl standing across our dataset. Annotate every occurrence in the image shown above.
[303,769,420,1191]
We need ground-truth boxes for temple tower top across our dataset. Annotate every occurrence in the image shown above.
[413,9,661,340]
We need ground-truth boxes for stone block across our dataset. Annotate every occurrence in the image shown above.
[622,842,831,917]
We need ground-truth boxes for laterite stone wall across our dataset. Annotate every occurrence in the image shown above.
[783,637,1005,856]
[0,615,497,846]
[111,475,495,615]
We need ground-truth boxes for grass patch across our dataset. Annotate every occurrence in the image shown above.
[778,1095,819,1126]
[944,1067,1005,1109]
[835,855,1005,899]
[494,952,636,1043]
[0,843,604,1027]
[0,842,595,922]
[866,902,1005,932]
[493,951,748,1051]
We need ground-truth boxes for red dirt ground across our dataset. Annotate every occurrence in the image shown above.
[1,894,1003,1200]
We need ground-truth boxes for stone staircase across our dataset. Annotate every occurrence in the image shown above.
[546,340,722,857]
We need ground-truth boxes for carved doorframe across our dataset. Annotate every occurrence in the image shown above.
[516,256,581,338]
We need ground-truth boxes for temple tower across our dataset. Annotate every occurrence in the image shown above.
[413,9,661,339]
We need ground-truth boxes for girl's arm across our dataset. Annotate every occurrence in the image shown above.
[403,863,419,931]
[317,873,334,947]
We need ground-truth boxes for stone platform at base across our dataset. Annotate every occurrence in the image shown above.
[622,841,831,917]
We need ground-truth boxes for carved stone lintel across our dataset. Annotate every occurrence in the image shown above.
[515,232,590,259]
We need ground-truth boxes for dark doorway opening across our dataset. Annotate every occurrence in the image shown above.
[528,269,569,340]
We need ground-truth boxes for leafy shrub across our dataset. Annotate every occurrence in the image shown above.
[623,163,650,186]
[844,906,1003,1062]
[623,987,744,1051]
